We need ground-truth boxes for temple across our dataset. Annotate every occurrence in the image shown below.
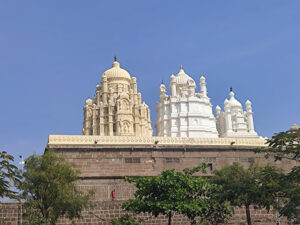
[82,58,153,136]
[156,66,259,138]
[156,65,218,137]
[39,59,291,225]
[215,88,258,138]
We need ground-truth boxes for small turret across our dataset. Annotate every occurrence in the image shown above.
[170,73,176,97]
[159,83,166,95]
[200,75,207,98]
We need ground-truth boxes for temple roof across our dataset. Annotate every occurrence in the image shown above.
[228,90,242,108]
[102,58,131,81]
[173,65,195,85]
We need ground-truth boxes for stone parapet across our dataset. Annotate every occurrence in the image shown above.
[47,135,266,148]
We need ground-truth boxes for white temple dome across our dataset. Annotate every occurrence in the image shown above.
[102,58,131,82]
[174,65,195,85]
[228,90,242,108]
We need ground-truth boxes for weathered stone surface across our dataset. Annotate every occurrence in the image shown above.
[0,202,286,225]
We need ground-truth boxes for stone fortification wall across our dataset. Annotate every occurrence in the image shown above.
[54,145,295,181]
[0,201,285,225]
[21,137,291,225]
[48,143,296,206]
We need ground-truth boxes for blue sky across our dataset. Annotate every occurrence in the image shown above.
[0,1,299,162]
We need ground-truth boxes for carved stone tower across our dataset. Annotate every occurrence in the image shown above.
[82,58,153,136]
[155,65,218,137]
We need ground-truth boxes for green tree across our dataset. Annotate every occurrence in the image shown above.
[111,214,142,225]
[123,164,231,225]
[256,127,300,222]
[0,151,21,200]
[258,128,300,162]
[212,163,282,225]
[0,151,21,225]
[198,201,232,225]
[19,152,92,225]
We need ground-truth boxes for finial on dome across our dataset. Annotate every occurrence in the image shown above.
[112,56,120,68]
[180,64,183,70]
[161,80,164,84]
[229,87,235,98]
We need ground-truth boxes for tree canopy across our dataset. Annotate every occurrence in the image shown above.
[123,164,232,225]
[212,163,283,225]
[256,127,300,222]
[258,128,300,162]
[19,151,92,225]
[0,151,21,200]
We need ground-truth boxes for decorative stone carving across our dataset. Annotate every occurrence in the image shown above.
[82,58,153,136]
[156,65,218,138]
[48,135,267,147]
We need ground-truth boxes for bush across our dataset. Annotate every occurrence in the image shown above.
[111,214,142,225]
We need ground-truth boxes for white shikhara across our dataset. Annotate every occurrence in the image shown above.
[216,89,258,138]
[156,66,218,138]
[156,66,258,138]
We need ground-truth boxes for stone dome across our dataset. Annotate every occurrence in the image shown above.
[174,65,195,85]
[102,58,131,83]
[228,91,242,108]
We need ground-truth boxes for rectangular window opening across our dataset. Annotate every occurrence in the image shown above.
[125,158,140,163]
[165,158,180,163]
[240,157,254,163]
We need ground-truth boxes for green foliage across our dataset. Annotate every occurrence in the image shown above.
[256,129,300,162]
[212,163,259,207]
[198,201,232,225]
[256,164,285,209]
[123,163,232,225]
[212,163,282,225]
[24,211,51,225]
[0,151,21,200]
[256,129,300,221]
[19,152,92,225]
[111,214,142,225]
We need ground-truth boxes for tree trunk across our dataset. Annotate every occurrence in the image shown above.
[168,211,172,225]
[190,219,196,225]
[245,204,252,225]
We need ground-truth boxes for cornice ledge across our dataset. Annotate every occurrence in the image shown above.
[47,135,267,147]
